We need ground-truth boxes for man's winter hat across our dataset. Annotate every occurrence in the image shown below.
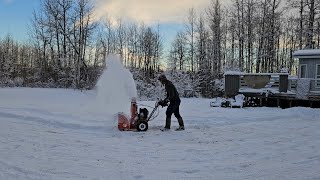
[158,74,167,81]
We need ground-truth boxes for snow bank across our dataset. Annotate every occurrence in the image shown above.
[95,54,137,115]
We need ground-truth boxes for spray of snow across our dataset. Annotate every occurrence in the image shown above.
[95,54,137,115]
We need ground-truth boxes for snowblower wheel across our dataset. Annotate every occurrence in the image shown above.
[137,121,148,131]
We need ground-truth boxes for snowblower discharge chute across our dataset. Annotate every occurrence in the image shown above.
[118,98,167,131]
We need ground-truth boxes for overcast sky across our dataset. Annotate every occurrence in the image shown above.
[93,0,214,24]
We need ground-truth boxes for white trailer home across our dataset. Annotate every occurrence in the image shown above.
[293,49,320,92]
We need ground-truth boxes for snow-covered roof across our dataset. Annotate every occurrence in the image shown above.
[293,49,320,59]
[224,72,289,76]
[243,73,289,75]
[224,71,244,75]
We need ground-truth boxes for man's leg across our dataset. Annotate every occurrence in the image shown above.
[174,106,184,130]
[165,104,174,129]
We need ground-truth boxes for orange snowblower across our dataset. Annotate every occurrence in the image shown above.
[118,98,167,131]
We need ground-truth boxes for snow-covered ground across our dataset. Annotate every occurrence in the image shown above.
[1,87,320,180]
[1,54,319,180]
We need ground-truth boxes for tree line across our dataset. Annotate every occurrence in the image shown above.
[0,0,162,89]
[0,0,319,97]
[167,0,319,97]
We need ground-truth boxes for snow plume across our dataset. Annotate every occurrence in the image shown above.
[95,54,137,115]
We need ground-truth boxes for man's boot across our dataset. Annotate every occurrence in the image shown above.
[176,117,185,131]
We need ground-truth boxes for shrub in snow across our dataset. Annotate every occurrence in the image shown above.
[166,71,198,98]
[14,77,24,87]
[6,79,15,87]
[108,68,225,100]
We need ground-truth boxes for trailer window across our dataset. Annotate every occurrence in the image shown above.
[300,64,307,78]
[316,64,320,87]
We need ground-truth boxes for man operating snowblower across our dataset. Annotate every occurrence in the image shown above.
[158,74,185,131]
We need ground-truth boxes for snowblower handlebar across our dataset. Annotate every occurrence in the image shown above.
[146,99,167,122]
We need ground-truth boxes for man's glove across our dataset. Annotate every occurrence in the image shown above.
[158,100,169,107]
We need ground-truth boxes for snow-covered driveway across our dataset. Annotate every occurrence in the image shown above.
[1,88,320,179]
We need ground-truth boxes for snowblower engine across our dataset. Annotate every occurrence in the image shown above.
[138,108,149,120]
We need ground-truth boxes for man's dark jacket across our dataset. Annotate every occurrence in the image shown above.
[164,80,180,103]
